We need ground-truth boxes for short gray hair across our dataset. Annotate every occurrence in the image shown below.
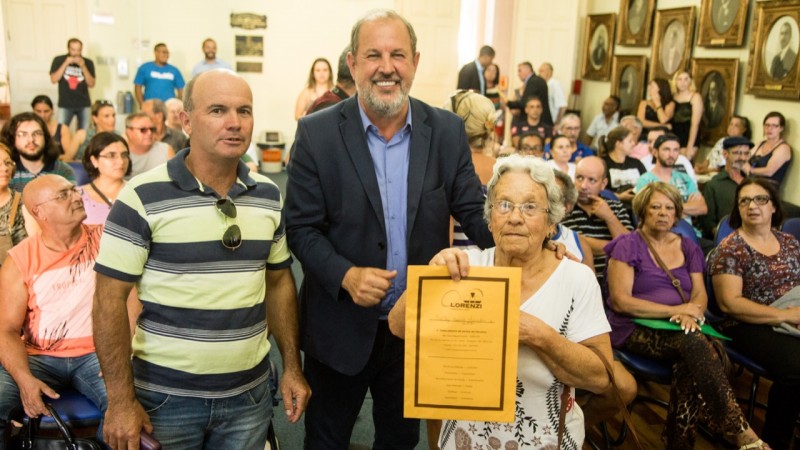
[484,154,565,225]
[620,114,642,130]
[350,9,417,56]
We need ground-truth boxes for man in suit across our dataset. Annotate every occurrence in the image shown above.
[703,76,725,130]
[507,61,554,125]
[771,22,798,80]
[286,9,493,449]
[456,45,495,94]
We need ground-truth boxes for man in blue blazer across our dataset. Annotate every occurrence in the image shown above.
[285,9,493,449]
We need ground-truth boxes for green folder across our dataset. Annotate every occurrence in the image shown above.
[632,318,731,341]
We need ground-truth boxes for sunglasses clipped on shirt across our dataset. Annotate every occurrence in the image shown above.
[216,197,242,250]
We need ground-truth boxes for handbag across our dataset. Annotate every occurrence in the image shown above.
[637,230,734,379]
[0,190,20,265]
[556,347,644,450]
[8,404,102,450]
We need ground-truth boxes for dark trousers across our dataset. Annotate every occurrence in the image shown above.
[303,321,420,450]
[724,323,800,450]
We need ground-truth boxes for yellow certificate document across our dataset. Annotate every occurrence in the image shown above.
[404,265,520,422]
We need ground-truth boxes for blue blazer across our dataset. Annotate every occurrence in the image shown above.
[285,96,493,375]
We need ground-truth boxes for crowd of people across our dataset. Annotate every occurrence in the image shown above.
[0,7,797,450]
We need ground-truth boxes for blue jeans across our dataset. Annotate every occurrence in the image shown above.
[136,376,273,450]
[57,106,90,130]
[0,353,107,449]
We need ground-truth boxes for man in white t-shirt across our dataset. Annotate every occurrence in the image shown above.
[538,62,567,125]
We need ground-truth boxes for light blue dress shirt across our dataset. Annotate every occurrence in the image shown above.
[357,102,413,316]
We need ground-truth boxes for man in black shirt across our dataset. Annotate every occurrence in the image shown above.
[49,38,95,131]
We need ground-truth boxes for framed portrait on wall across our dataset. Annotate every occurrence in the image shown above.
[582,14,616,80]
[691,58,739,145]
[611,55,648,115]
[746,0,800,99]
[616,0,655,46]
[651,7,696,81]
[698,0,749,47]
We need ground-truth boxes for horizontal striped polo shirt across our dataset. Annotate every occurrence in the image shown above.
[94,149,292,398]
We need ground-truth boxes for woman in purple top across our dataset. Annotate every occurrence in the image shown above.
[606,182,768,450]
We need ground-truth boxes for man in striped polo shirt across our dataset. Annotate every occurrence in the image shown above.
[92,69,310,449]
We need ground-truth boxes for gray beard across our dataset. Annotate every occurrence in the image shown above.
[361,88,407,118]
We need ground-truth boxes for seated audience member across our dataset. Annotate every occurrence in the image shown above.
[620,115,650,160]
[636,134,707,227]
[69,100,118,161]
[124,112,174,178]
[0,143,27,265]
[670,71,703,160]
[164,98,185,135]
[2,112,76,191]
[600,126,645,203]
[548,134,576,178]
[606,182,769,450]
[584,96,621,149]
[447,91,496,250]
[710,178,800,450]
[516,132,545,158]
[637,78,675,137]
[544,114,594,162]
[31,95,72,157]
[552,169,594,270]
[389,155,613,449]
[744,111,792,187]
[562,156,633,283]
[695,115,751,175]
[699,136,751,239]
[0,175,110,445]
[510,96,552,146]
[641,126,697,180]
[142,98,187,152]
[80,132,131,225]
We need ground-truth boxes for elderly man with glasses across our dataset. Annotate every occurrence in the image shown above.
[123,112,175,178]
[1,112,75,191]
[93,69,309,450]
[0,174,109,448]
[544,113,595,162]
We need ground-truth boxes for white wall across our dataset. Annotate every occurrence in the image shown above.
[85,0,394,146]
[578,0,800,204]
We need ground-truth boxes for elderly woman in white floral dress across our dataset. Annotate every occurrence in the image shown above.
[389,155,612,449]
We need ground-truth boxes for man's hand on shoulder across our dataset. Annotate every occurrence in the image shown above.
[342,267,397,307]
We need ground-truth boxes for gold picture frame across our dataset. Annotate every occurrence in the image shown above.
[582,13,616,81]
[611,55,648,116]
[745,0,800,99]
[651,7,696,81]
[616,0,656,47]
[698,0,749,47]
[691,58,739,145]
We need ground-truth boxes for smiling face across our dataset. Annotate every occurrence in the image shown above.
[490,170,553,259]
[348,17,419,120]
[642,191,678,232]
[182,71,253,161]
[738,183,776,229]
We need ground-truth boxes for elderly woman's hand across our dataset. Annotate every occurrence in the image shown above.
[518,311,548,346]
[669,314,702,333]
[672,302,704,321]
[429,248,470,281]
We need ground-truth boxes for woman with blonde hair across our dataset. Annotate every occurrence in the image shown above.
[447,90,496,248]
[67,100,118,161]
[294,57,334,120]
[670,71,703,160]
